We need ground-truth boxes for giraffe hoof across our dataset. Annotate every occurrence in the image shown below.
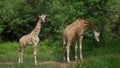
[18,62,23,64]
[35,62,38,65]
[63,58,66,61]
[35,63,37,65]
[75,58,78,61]
[67,61,70,63]
[75,59,78,62]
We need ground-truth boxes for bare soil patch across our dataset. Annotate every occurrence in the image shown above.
[39,61,77,68]
[0,61,78,68]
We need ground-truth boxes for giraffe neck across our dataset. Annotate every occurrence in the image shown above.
[84,21,99,42]
[31,19,42,36]
[84,21,97,32]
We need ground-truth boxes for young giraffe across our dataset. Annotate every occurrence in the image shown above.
[63,18,100,63]
[18,14,47,65]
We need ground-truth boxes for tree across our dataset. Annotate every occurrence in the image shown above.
[0,0,119,44]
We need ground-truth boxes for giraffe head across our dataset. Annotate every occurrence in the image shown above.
[94,31,100,42]
[38,14,47,23]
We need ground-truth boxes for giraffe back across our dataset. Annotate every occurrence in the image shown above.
[64,18,86,40]
[19,34,39,47]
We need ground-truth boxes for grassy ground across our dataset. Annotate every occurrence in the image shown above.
[75,54,120,68]
[0,40,120,68]
[0,40,63,68]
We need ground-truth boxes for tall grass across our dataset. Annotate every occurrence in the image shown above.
[0,40,63,68]
[75,39,120,68]
[75,55,120,68]
[0,39,120,68]
[0,40,63,63]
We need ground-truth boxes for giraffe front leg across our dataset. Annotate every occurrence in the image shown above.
[80,44,83,61]
[63,39,67,61]
[34,46,37,65]
[75,40,78,61]
[18,47,24,63]
[63,46,67,61]
[66,46,70,63]
[79,36,83,61]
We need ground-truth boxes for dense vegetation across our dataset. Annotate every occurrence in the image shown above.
[0,0,120,41]
[0,40,120,68]
[0,0,120,68]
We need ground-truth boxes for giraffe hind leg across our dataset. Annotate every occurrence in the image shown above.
[18,46,21,63]
[63,38,67,61]
[75,40,78,61]
[66,45,70,63]
[18,45,24,64]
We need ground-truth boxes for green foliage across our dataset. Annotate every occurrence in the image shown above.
[0,0,105,41]
[105,0,120,40]
[0,0,43,40]
[0,0,119,49]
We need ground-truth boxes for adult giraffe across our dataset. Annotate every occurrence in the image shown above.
[63,18,100,63]
[18,14,47,65]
